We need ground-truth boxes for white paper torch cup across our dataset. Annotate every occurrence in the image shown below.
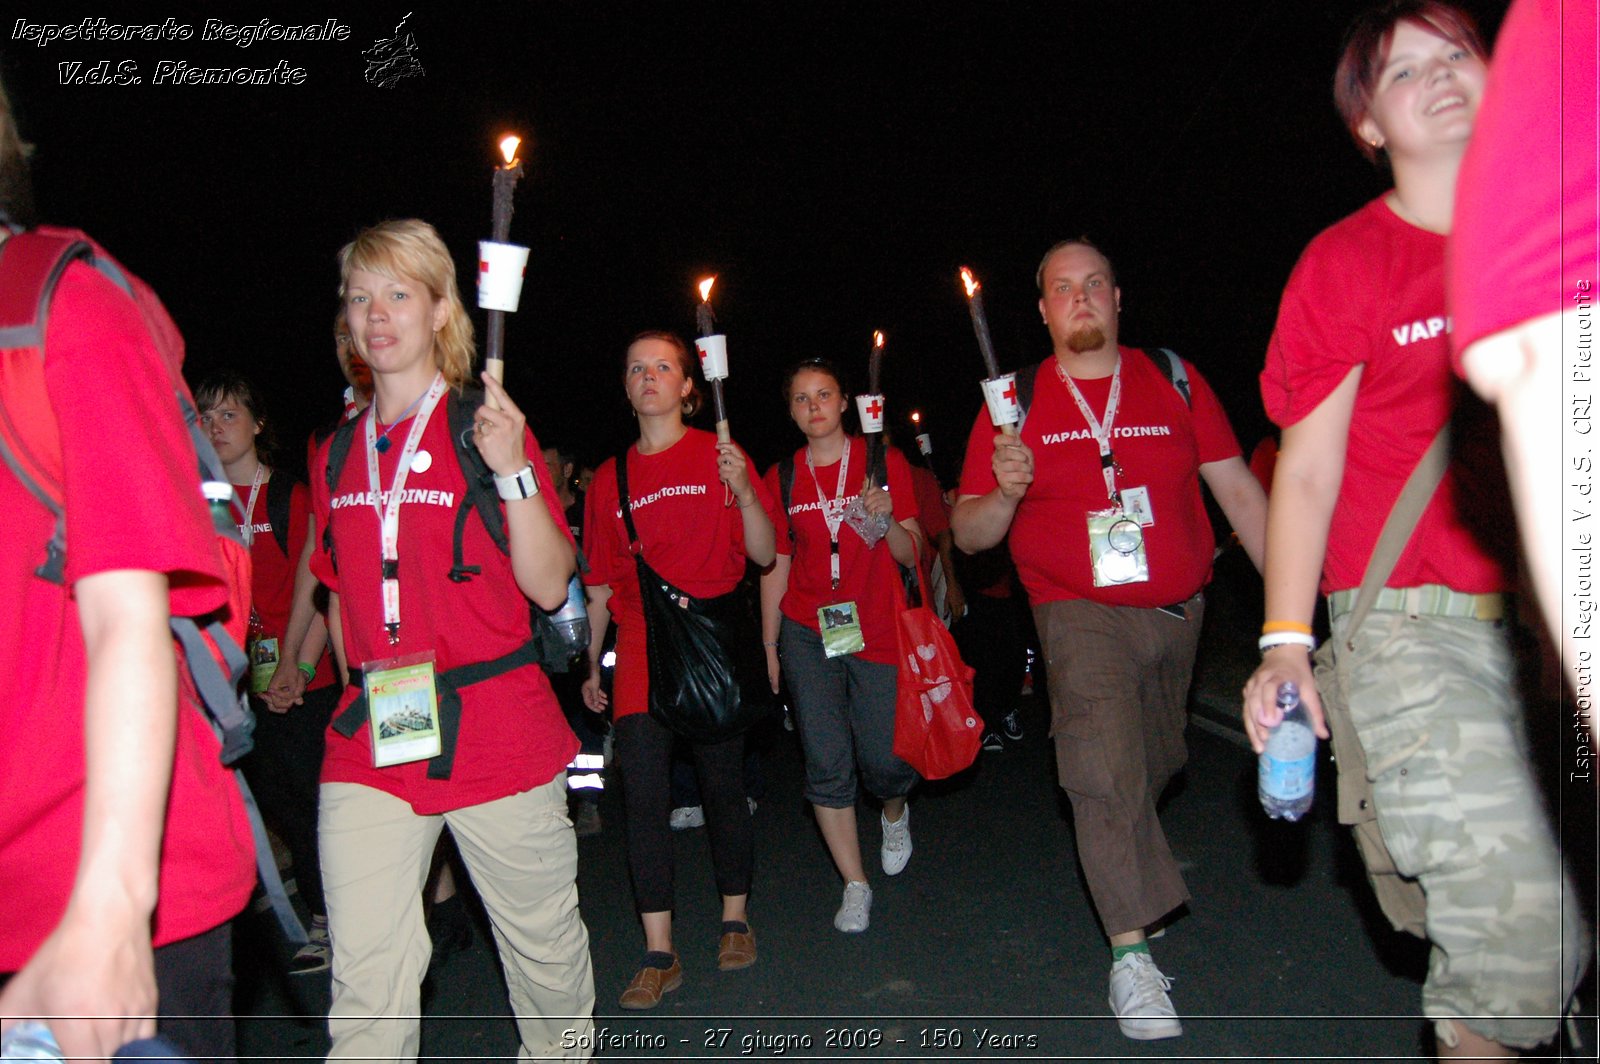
[855,393,886,434]
[981,373,1020,427]
[477,241,530,312]
[916,433,932,456]
[695,334,729,381]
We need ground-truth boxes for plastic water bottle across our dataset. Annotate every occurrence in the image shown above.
[1258,681,1316,821]
[547,573,591,651]
[1,1022,64,1060]
[201,480,235,535]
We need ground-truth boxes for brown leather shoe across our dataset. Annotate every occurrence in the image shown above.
[618,956,682,1009]
[717,927,757,971]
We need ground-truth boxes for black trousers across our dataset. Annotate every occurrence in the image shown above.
[153,921,235,1062]
[615,712,753,914]
[240,684,337,916]
[952,593,1029,734]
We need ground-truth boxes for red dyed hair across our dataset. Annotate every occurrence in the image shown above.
[1333,0,1486,164]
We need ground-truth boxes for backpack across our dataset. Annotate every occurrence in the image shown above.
[1013,346,1191,431]
[321,386,589,673]
[264,468,296,557]
[0,222,307,945]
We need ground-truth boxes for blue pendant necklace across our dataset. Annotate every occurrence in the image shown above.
[373,388,429,454]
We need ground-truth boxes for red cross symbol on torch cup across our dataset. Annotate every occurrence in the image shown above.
[1001,379,1018,406]
[866,397,883,419]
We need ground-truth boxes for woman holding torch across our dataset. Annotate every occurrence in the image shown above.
[1241,4,1586,1057]
[309,219,593,1061]
[581,330,775,1009]
[759,357,924,934]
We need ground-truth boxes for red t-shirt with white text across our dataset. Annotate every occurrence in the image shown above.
[0,262,255,969]
[960,348,1240,607]
[765,442,918,666]
[1261,197,1514,594]
[310,404,577,815]
[584,428,772,718]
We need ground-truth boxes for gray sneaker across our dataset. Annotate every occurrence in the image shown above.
[1108,952,1182,1040]
[289,919,331,976]
[834,880,873,933]
[880,806,912,876]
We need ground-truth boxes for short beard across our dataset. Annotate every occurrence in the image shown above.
[1065,324,1106,354]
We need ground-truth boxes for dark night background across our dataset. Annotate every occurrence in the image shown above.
[3,0,1508,480]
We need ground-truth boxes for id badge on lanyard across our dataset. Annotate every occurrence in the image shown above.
[363,649,442,767]
[818,600,865,657]
[366,374,449,645]
[807,438,852,590]
[1061,362,1150,587]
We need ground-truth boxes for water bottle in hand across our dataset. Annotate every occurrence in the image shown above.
[1258,681,1316,821]
[2,1022,63,1061]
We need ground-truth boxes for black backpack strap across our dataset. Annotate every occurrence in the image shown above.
[447,385,508,582]
[1013,359,1047,433]
[1143,347,1191,408]
[778,455,795,545]
[614,446,640,550]
[334,638,541,781]
[265,470,296,557]
[320,415,362,573]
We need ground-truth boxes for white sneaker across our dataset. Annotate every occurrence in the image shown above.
[834,880,872,933]
[669,805,705,830]
[1108,952,1182,1040]
[880,806,912,876]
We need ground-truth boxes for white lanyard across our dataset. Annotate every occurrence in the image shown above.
[1058,358,1124,505]
[364,373,448,644]
[235,465,267,548]
[805,437,852,589]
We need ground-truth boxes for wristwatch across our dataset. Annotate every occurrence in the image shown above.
[494,464,539,500]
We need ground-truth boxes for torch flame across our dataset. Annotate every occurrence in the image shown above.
[498,135,521,166]
[960,266,980,298]
[873,330,885,349]
[698,276,717,303]
[911,410,922,424]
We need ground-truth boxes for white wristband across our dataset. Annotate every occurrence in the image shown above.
[494,464,539,501]
[1258,632,1316,653]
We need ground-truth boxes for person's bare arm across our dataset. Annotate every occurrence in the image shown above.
[1200,455,1269,574]
[760,555,792,693]
[580,583,614,713]
[952,433,1032,553]
[0,570,175,1057]
[1241,366,1361,752]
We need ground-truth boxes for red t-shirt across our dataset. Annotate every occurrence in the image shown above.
[1450,0,1597,365]
[960,348,1240,607]
[583,428,772,718]
[234,476,334,690]
[910,464,949,592]
[0,262,255,969]
[1261,197,1514,594]
[764,441,918,666]
[309,402,577,815]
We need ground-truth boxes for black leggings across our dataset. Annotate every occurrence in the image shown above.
[240,684,337,916]
[615,712,752,914]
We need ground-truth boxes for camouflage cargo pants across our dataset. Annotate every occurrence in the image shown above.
[1331,608,1590,1049]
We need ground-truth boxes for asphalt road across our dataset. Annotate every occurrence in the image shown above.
[233,552,1597,1062]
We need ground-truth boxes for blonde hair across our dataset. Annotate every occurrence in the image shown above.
[337,219,476,390]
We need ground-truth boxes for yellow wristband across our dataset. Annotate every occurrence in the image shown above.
[1261,620,1314,636]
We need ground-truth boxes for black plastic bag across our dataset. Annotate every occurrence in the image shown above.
[636,557,770,742]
